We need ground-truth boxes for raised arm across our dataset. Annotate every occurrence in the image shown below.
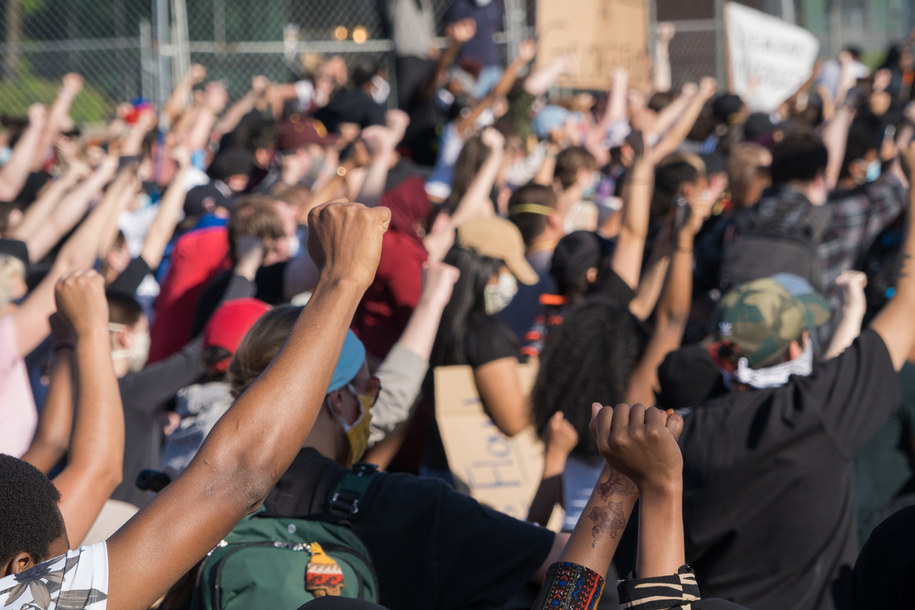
[592,403,685,578]
[185,81,229,157]
[649,77,717,164]
[450,128,504,226]
[825,271,868,359]
[211,75,270,143]
[0,104,46,201]
[822,101,855,190]
[611,148,654,290]
[10,158,118,356]
[105,200,390,610]
[357,111,410,207]
[416,18,476,102]
[870,141,915,370]
[119,108,158,158]
[625,194,711,405]
[26,157,117,262]
[49,270,124,548]
[140,148,192,269]
[164,63,208,126]
[95,169,141,261]
[31,73,82,171]
[7,159,85,247]
[455,38,535,137]
[363,262,460,465]
[652,22,675,94]
[533,402,684,609]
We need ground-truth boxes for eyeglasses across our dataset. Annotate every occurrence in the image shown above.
[347,375,382,408]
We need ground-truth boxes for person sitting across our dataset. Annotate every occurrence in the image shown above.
[198,306,567,609]
[0,200,392,610]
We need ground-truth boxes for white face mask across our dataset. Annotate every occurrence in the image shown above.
[865,159,881,183]
[109,323,151,373]
[370,75,390,105]
[733,338,813,389]
[475,0,492,5]
[483,272,518,315]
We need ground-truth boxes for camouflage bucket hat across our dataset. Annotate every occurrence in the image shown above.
[715,276,830,368]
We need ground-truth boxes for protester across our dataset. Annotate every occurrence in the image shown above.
[0,16,914,610]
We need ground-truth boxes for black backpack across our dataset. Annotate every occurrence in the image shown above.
[719,201,825,293]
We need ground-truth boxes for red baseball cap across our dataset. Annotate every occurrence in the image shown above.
[203,298,272,373]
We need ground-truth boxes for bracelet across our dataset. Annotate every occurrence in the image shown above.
[51,340,75,352]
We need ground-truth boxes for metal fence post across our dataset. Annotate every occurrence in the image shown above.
[714,0,726,87]
[153,0,172,112]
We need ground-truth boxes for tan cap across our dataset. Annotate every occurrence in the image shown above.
[456,216,539,285]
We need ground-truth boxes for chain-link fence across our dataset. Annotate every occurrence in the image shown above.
[0,0,912,125]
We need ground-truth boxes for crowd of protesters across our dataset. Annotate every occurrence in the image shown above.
[2,3,915,608]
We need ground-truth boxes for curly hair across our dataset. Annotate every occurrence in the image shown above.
[0,455,65,566]
[531,300,647,460]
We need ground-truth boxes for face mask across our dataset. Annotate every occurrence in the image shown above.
[581,172,599,199]
[109,323,151,373]
[286,234,301,257]
[865,159,881,183]
[733,338,813,389]
[306,153,326,182]
[370,75,390,105]
[475,0,492,5]
[333,386,374,466]
[483,272,518,315]
[0,147,11,166]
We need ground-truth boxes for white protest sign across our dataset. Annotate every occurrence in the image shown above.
[725,2,819,113]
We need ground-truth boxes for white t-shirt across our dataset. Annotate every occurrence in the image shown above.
[0,543,108,609]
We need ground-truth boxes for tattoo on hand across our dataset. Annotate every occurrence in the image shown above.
[587,502,626,548]
[596,470,636,501]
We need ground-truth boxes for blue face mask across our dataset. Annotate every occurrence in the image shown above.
[582,173,599,199]
[865,160,881,183]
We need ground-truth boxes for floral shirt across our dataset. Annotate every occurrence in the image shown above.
[0,543,107,609]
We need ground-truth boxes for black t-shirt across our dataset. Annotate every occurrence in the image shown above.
[680,329,900,610]
[420,312,519,472]
[313,89,387,132]
[463,311,519,367]
[265,448,554,610]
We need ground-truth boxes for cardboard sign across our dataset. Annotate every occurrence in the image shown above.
[434,362,543,520]
[536,0,649,91]
[725,2,820,113]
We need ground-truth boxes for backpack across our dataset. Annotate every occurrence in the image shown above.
[192,464,380,610]
[719,201,824,293]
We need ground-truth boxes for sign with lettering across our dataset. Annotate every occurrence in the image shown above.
[536,0,649,91]
[434,362,543,520]
[725,2,820,113]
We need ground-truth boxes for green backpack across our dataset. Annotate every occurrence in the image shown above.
[192,464,380,610]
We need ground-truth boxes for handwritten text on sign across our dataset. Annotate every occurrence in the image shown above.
[536,0,649,91]
[434,363,543,520]
[725,2,819,113]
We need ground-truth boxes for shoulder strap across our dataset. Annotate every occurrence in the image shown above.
[326,463,379,520]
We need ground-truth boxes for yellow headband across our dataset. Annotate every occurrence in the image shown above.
[509,203,555,216]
